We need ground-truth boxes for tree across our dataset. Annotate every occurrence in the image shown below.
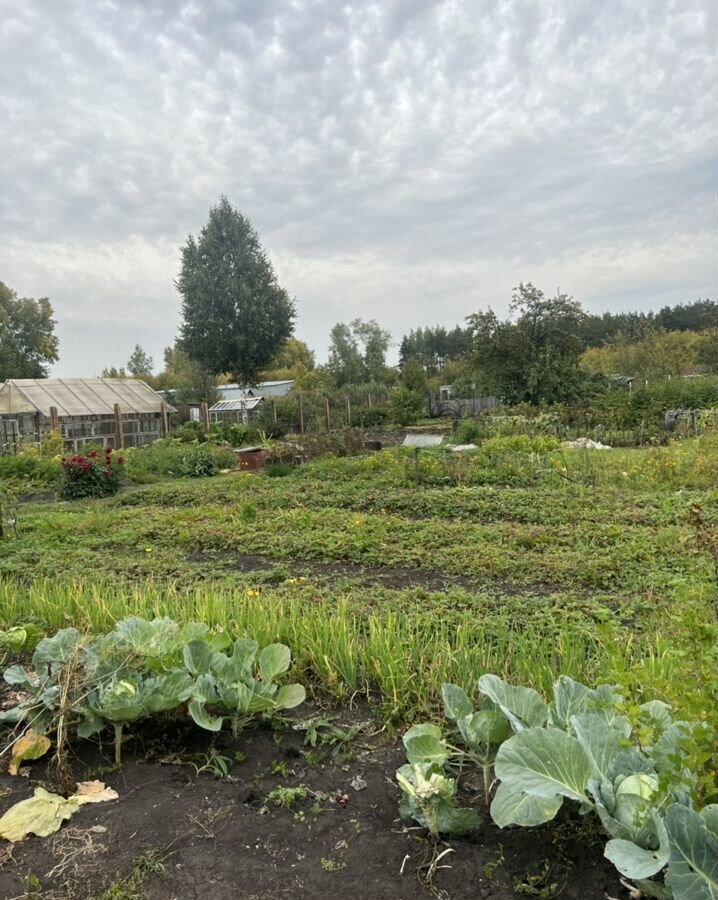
[389,386,425,426]
[325,318,391,386]
[466,283,588,404]
[126,344,154,377]
[177,197,296,385]
[325,323,365,387]
[267,338,315,372]
[261,338,322,390]
[101,366,127,378]
[400,357,428,394]
[0,281,59,380]
[153,345,218,405]
[580,329,715,380]
[398,325,470,373]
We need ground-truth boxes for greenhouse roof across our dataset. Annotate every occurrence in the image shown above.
[0,379,176,418]
[209,398,263,412]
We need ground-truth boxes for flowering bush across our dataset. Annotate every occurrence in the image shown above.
[58,448,125,500]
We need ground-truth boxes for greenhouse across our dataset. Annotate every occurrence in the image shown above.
[0,378,175,453]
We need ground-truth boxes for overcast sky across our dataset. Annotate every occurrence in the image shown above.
[1,0,716,376]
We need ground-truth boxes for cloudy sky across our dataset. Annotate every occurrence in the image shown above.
[1,0,716,376]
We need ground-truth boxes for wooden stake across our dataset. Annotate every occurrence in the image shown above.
[200,402,210,433]
[49,406,60,432]
[345,395,351,427]
[113,404,125,449]
[160,402,169,436]
[298,393,305,436]
[271,399,277,424]
[324,397,331,432]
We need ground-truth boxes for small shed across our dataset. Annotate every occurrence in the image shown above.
[0,378,175,453]
[209,396,264,423]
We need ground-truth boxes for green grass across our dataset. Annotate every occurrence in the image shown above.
[1,439,716,795]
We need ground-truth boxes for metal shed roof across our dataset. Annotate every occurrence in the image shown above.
[0,379,176,418]
[209,398,264,412]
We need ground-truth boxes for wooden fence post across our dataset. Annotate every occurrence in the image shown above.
[345,396,351,427]
[200,402,210,433]
[298,393,305,436]
[160,402,169,436]
[271,399,277,424]
[324,397,331,433]
[113,404,125,450]
[49,406,60,432]
[367,394,373,409]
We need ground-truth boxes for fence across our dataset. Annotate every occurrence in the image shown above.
[0,405,170,455]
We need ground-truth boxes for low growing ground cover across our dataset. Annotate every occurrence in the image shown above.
[0,438,716,897]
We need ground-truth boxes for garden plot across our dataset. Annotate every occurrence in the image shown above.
[0,444,716,898]
[0,704,622,900]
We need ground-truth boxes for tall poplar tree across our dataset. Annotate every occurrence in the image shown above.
[177,198,295,385]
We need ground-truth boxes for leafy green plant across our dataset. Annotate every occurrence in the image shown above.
[177,445,220,478]
[396,723,480,838]
[302,715,361,758]
[266,784,310,810]
[190,748,234,779]
[480,674,714,899]
[184,637,306,737]
[441,682,510,803]
[0,618,305,768]
[0,624,41,661]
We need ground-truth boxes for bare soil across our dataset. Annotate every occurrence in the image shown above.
[0,710,623,900]
[190,551,561,597]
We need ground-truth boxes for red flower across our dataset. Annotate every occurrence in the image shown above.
[116,456,124,464]
[88,451,97,458]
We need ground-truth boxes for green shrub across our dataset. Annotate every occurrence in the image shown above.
[58,449,125,500]
[389,387,425,427]
[123,440,236,481]
[265,462,294,478]
[173,421,206,443]
[0,452,59,489]
[351,406,389,428]
[453,420,480,444]
[177,445,220,477]
[482,434,559,453]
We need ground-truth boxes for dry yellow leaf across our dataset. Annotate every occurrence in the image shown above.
[74,781,119,805]
[9,731,51,776]
[0,781,117,843]
[0,788,79,842]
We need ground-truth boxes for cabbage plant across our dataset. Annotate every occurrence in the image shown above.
[183,638,306,737]
[481,674,714,898]
[441,683,510,803]
[0,618,306,769]
[395,723,480,837]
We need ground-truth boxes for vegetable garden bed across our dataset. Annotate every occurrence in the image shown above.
[0,703,622,900]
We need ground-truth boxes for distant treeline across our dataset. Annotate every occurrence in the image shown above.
[399,298,718,372]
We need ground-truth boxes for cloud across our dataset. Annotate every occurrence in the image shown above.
[0,0,715,374]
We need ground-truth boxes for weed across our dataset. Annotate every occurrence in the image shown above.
[96,849,167,900]
[190,749,234,779]
[265,785,310,810]
[483,843,504,878]
[319,857,346,872]
[513,860,561,898]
